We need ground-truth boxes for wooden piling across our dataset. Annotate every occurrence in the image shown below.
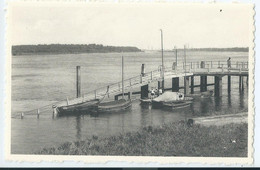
[200,76,207,92]
[141,64,145,76]
[66,97,69,105]
[191,76,194,94]
[228,75,231,94]
[52,105,57,118]
[128,91,132,100]
[200,61,207,92]
[172,77,179,92]
[21,112,24,119]
[141,84,149,99]
[214,76,223,97]
[184,76,189,95]
[76,66,81,98]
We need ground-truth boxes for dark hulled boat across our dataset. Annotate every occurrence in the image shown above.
[56,99,99,115]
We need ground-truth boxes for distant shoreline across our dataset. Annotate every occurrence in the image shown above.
[12,44,143,56]
[12,44,248,56]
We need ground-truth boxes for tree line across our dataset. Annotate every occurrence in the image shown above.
[12,44,142,55]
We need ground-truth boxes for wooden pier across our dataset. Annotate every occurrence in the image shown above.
[18,60,248,118]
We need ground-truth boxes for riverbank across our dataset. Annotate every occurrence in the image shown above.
[36,119,248,157]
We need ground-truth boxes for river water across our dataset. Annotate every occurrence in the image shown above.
[11,51,248,154]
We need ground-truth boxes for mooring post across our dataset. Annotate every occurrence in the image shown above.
[21,112,24,119]
[37,109,40,119]
[228,75,231,94]
[191,76,194,94]
[141,64,145,76]
[141,84,149,99]
[214,76,223,97]
[128,91,132,100]
[184,76,189,95]
[76,66,81,98]
[66,97,69,105]
[172,77,179,92]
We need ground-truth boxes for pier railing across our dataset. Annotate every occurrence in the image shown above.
[16,60,248,118]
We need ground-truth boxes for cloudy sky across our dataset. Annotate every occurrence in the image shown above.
[10,2,253,49]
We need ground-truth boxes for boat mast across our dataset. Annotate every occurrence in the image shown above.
[184,45,187,77]
[175,46,178,66]
[160,29,164,80]
[122,55,124,99]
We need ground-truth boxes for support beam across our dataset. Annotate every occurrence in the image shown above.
[141,84,149,99]
[214,76,223,97]
[200,76,207,92]
[184,76,189,95]
[191,76,194,94]
[172,77,179,92]
[228,75,231,94]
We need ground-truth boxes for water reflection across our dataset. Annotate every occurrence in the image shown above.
[76,115,81,141]
[239,90,245,109]
[228,93,232,108]
[214,96,222,111]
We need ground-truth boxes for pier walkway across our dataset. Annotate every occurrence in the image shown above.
[18,60,248,118]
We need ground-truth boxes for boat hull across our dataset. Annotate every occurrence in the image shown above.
[97,99,132,113]
[162,100,193,109]
[56,99,99,115]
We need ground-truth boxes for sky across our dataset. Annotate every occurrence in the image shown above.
[10,2,253,50]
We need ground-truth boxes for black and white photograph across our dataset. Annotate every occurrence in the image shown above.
[5,1,254,164]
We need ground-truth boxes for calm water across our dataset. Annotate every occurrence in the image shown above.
[11,51,248,154]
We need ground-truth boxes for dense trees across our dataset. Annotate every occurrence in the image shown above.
[12,44,142,55]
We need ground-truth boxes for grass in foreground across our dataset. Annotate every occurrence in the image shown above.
[36,121,248,157]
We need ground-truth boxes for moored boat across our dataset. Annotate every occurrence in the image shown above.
[97,99,132,113]
[162,100,193,109]
[140,98,152,104]
[55,99,100,115]
[152,91,193,109]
